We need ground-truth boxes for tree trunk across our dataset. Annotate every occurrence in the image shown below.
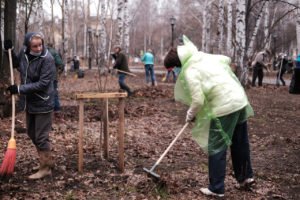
[50,0,55,45]
[217,0,224,54]
[202,0,212,52]
[99,0,107,66]
[116,0,124,47]
[247,1,266,58]
[226,0,233,57]
[235,0,247,85]
[263,0,270,48]
[62,0,69,74]
[123,0,130,55]
[37,0,43,33]
[0,0,17,118]
[297,1,300,53]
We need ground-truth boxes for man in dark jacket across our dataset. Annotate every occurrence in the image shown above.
[251,49,270,87]
[112,46,132,96]
[6,32,56,179]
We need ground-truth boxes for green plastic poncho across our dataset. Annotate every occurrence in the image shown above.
[175,36,254,155]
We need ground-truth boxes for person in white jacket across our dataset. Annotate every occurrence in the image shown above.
[164,36,255,197]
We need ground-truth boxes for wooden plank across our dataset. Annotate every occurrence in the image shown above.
[76,92,127,99]
[103,98,109,159]
[116,69,137,77]
[118,98,125,172]
[78,100,84,173]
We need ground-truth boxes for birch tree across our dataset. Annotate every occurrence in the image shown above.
[59,0,69,72]
[123,0,130,54]
[116,0,124,47]
[235,0,247,84]
[226,0,233,57]
[263,0,270,48]
[247,1,266,58]
[82,0,89,59]
[50,0,55,45]
[36,0,43,33]
[99,0,107,63]
[201,0,212,52]
[217,0,224,54]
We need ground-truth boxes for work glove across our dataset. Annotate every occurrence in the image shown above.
[4,39,13,50]
[186,114,196,123]
[7,85,19,95]
[185,106,199,123]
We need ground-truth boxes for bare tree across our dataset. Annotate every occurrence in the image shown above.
[235,0,247,84]
[123,0,130,54]
[226,0,233,57]
[247,1,267,57]
[202,0,212,52]
[116,0,124,46]
[0,0,17,117]
[58,0,69,72]
[217,0,224,54]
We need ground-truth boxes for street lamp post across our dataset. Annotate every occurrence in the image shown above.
[170,16,176,47]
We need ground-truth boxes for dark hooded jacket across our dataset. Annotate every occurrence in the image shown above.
[15,32,55,113]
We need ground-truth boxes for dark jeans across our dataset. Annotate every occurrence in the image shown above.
[166,70,177,83]
[144,64,156,84]
[208,121,253,194]
[252,67,264,86]
[26,112,52,151]
[118,73,132,96]
[276,68,286,86]
[53,80,61,111]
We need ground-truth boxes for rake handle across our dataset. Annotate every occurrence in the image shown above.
[149,123,189,172]
[8,49,16,139]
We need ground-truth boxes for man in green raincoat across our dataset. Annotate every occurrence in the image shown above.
[164,35,254,197]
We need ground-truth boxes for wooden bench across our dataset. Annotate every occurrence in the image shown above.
[75,92,127,173]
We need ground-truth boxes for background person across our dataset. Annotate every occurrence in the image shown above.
[251,49,271,87]
[141,49,157,86]
[112,46,133,96]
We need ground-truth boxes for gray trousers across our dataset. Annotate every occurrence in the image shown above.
[26,112,52,151]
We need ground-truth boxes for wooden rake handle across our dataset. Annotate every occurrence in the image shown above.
[8,49,16,139]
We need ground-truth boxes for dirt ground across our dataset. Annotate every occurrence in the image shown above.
[0,70,299,200]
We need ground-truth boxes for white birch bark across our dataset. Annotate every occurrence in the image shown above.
[235,0,247,83]
[72,0,77,56]
[37,1,43,33]
[247,1,266,58]
[62,0,69,74]
[107,0,115,59]
[100,0,107,62]
[202,0,212,52]
[217,0,224,54]
[83,0,88,58]
[263,0,270,48]
[116,0,124,47]
[123,0,130,54]
[226,0,233,57]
